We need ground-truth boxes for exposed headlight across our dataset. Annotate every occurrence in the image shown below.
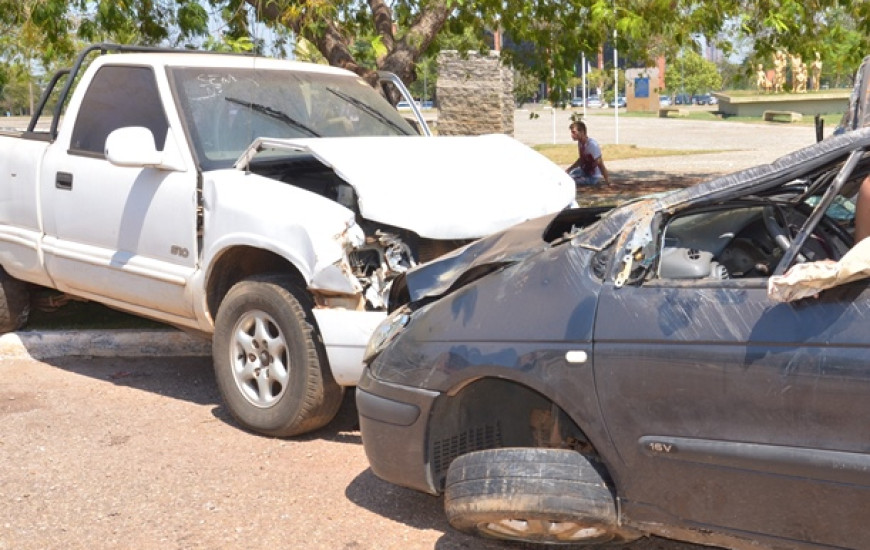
[363,306,410,363]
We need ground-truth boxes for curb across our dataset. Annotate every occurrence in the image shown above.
[0,329,212,360]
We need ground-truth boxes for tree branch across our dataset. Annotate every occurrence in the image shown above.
[243,0,378,83]
[380,0,450,83]
[368,0,395,58]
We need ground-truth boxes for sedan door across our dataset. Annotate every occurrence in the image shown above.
[593,272,870,547]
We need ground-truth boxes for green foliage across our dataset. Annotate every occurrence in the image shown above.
[513,69,540,105]
[0,66,8,104]
[5,0,870,116]
[408,56,437,102]
[204,34,255,53]
[666,48,723,96]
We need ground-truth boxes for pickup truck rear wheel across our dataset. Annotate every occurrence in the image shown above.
[444,448,637,545]
[213,275,343,437]
[0,267,31,333]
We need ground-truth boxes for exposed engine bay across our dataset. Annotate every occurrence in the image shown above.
[248,154,473,309]
[659,203,854,280]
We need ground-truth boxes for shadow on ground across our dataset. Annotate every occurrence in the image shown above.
[42,354,363,443]
[345,461,716,549]
[577,173,708,207]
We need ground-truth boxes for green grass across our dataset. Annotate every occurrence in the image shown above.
[534,143,719,166]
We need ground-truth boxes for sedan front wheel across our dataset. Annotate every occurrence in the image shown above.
[444,448,638,545]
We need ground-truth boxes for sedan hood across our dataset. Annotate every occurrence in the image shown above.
[236,134,575,240]
[395,207,608,305]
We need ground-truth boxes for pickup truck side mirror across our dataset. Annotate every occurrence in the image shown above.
[105,127,184,171]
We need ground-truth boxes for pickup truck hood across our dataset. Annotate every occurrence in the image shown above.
[235,134,575,240]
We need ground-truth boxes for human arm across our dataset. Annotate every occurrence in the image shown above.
[597,157,611,184]
[566,157,581,173]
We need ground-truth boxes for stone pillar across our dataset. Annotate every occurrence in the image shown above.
[436,50,514,136]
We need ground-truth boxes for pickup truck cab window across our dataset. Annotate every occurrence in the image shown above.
[169,67,417,170]
[69,65,169,156]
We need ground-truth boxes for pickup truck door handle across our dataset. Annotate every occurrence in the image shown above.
[55,172,73,190]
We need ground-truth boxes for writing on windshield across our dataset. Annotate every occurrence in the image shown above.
[170,66,415,169]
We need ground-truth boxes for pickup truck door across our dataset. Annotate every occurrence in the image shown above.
[39,64,199,322]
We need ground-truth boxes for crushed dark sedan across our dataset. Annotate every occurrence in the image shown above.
[357,127,870,549]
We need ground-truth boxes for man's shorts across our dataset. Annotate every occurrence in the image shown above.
[569,168,602,186]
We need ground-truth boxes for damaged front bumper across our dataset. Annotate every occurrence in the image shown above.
[356,368,441,494]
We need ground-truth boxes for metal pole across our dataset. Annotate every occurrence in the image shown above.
[582,53,588,119]
[552,107,557,144]
[613,29,619,144]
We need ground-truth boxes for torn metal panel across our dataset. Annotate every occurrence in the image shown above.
[399,208,605,304]
[838,54,870,133]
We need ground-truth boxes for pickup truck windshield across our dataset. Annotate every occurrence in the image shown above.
[169,67,417,170]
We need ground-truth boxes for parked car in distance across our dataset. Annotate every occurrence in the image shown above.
[571,96,606,108]
[614,96,627,108]
[659,95,672,106]
[358,127,870,548]
[674,93,692,105]
[693,93,716,105]
[586,95,606,108]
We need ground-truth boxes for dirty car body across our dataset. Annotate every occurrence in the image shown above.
[358,128,870,548]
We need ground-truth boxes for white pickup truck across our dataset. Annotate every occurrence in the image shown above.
[0,44,574,436]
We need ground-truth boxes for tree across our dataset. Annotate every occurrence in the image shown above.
[666,48,723,96]
[6,0,870,107]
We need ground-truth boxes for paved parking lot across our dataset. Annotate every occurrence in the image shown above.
[513,106,826,179]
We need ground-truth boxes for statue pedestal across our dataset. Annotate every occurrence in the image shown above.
[715,91,850,118]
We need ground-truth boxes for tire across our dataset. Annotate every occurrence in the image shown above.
[212,274,343,437]
[444,448,636,545]
[0,267,30,333]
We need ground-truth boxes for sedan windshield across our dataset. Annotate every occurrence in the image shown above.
[169,67,416,170]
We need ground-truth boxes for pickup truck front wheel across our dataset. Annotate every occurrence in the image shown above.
[213,275,343,437]
[0,267,31,333]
